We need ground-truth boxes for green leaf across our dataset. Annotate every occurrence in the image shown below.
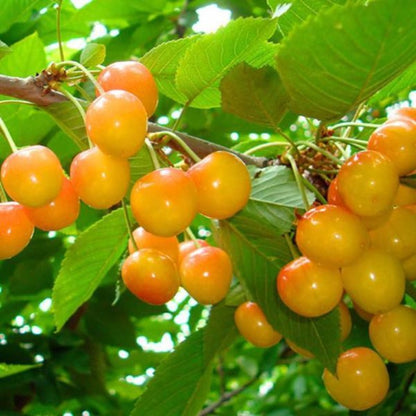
[276,0,416,120]
[215,166,340,372]
[0,40,11,60]
[175,17,278,108]
[0,32,46,77]
[141,36,202,104]
[277,0,347,36]
[131,303,238,416]
[221,63,289,128]
[80,43,106,68]
[43,101,88,151]
[0,0,49,34]
[0,363,40,379]
[52,209,129,331]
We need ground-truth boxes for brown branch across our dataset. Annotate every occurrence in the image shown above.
[0,74,269,167]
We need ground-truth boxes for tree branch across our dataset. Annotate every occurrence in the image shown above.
[0,74,269,167]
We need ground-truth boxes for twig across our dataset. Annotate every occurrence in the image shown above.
[0,74,268,167]
[392,371,416,416]
[199,375,259,416]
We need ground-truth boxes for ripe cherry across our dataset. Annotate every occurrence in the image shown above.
[187,151,251,219]
[234,301,282,348]
[178,239,210,265]
[121,248,180,305]
[368,118,416,176]
[295,204,369,268]
[128,226,179,263]
[130,168,197,237]
[97,61,158,117]
[393,184,416,206]
[402,253,416,281]
[341,248,405,314]
[369,305,416,363]
[1,145,63,207]
[277,256,343,318]
[388,107,416,124]
[0,202,34,259]
[23,177,80,231]
[336,150,399,217]
[86,90,148,158]
[179,246,232,305]
[369,206,416,260]
[70,147,130,209]
[323,347,389,411]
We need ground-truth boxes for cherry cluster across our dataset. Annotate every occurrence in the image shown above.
[276,108,416,410]
[0,60,254,312]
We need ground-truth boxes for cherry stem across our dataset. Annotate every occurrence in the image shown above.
[296,141,343,166]
[171,102,189,132]
[149,131,201,163]
[300,176,327,205]
[243,141,290,156]
[0,117,18,153]
[185,227,201,248]
[284,233,300,260]
[286,153,310,211]
[57,60,105,95]
[145,138,161,170]
[330,121,380,131]
[122,199,138,252]
[0,99,34,106]
[322,136,368,148]
[0,182,8,203]
[56,0,65,62]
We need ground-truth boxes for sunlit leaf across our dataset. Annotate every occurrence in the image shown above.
[276,0,416,120]
[0,363,40,379]
[80,43,106,68]
[52,209,129,331]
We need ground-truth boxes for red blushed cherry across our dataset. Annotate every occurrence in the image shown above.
[178,239,210,265]
[86,90,148,159]
[1,145,63,207]
[23,177,80,231]
[234,301,282,348]
[179,246,233,305]
[97,61,159,117]
[0,202,34,259]
[121,248,180,305]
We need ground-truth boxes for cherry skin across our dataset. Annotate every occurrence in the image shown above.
[179,246,232,305]
[97,61,158,117]
[86,90,148,158]
[121,248,180,305]
[327,177,346,207]
[1,145,63,207]
[393,184,416,206]
[0,202,34,260]
[70,147,130,209]
[295,204,369,268]
[323,347,389,411]
[187,151,251,219]
[369,305,416,363]
[128,226,179,263]
[388,106,416,124]
[277,256,343,318]
[336,150,399,217]
[368,118,416,176]
[369,206,416,260]
[402,253,416,281]
[341,248,405,314]
[23,177,80,231]
[178,239,210,265]
[234,301,282,348]
[130,168,198,237]
[339,301,352,342]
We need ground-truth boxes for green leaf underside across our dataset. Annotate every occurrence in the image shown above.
[277,0,347,36]
[0,363,40,379]
[175,17,278,108]
[80,43,106,68]
[52,209,129,331]
[131,304,238,416]
[216,166,340,371]
[141,36,202,104]
[276,0,416,120]
[44,101,88,150]
[0,40,11,60]
[221,63,289,127]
